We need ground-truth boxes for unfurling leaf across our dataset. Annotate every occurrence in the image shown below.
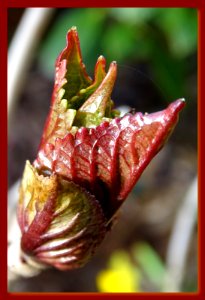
[17,26,185,271]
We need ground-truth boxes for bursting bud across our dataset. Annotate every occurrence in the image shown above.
[17,27,185,271]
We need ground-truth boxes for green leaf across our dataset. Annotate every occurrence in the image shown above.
[132,242,166,288]
[150,45,185,101]
[101,23,137,62]
[155,8,197,58]
[109,8,159,25]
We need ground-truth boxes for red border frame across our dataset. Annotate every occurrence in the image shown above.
[2,0,204,299]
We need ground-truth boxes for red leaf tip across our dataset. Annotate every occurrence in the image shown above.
[168,98,186,114]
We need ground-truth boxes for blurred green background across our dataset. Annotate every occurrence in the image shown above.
[38,8,197,103]
[8,8,198,293]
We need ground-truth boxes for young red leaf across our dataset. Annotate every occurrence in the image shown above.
[34,98,185,218]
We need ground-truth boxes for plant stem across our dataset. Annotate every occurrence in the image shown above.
[8,8,54,132]
[162,177,198,292]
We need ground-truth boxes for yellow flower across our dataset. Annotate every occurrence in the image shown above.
[96,251,141,293]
